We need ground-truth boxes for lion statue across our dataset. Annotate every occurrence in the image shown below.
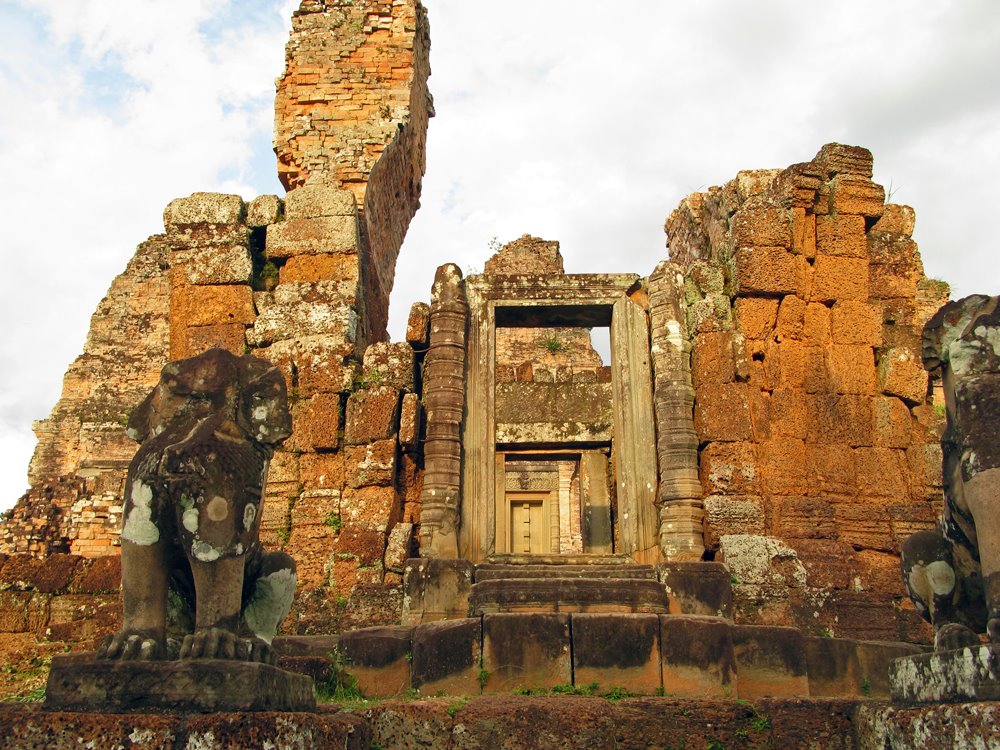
[98,348,295,663]
[902,295,1000,650]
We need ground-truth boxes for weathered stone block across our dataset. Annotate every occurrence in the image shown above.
[660,615,737,698]
[719,535,806,593]
[33,554,84,594]
[292,392,342,451]
[265,216,359,258]
[702,495,766,551]
[806,394,873,447]
[831,300,882,346]
[827,344,876,395]
[344,440,397,488]
[344,386,401,444]
[731,199,791,248]
[398,393,422,452]
[183,323,247,357]
[284,184,356,219]
[573,614,661,695]
[816,213,868,257]
[279,253,360,284]
[769,389,808,439]
[769,496,837,540]
[833,504,894,552]
[246,194,283,227]
[384,523,414,573]
[733,247,803,296]
[878,347,927,404]
[248,279,359,345]
[176,284,255,327]
[163,192,245,228]
[776,295,807,340]
[263,336,357,396]
[699,442,760,495]
[406,301,430,348]
[411,618,482,695]
[733,298,778,339]
[872,204,916,236]
[363,342,415,391]
[731,625,809,698]
[482,613,571,693]
[868,233,923,300]
[45,655,315,712]
[694,383,753,441]
[828,174,885,218]
[401,559,474,625]
[814,143,873,178]
[873,396,912,448]
[791,206,817,257]
[298,452,343,492]
[341,486,399,532]
[174,245,253,285]
[657,561,734,618]
[339,625,414,698]
[802,303,831,345]
[810,255,869,303]
[759,438,810,495]
[691,331,735,386]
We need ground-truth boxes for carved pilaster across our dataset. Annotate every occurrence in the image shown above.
[418,264,467,558]
[648,261,705,560]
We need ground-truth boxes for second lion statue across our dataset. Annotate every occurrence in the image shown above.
[98,348,295,663]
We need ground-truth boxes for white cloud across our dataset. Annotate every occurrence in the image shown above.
[2,0,999,510]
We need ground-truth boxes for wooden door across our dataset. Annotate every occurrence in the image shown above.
[508,493,550,555]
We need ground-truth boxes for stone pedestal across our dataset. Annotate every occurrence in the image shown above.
[890,644,1000,704]
[44,653,316,712]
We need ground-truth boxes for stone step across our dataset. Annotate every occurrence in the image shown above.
[486,553,635,565]
[475,564,657,581]
[469,577,670,615]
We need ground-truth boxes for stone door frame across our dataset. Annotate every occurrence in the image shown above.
[460,273,659,563]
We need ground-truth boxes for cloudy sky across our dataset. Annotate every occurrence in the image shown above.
[0,0,998,509]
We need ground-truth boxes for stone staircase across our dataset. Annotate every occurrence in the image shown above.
[470,555,670,615]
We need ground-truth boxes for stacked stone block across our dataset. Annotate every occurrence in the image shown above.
[665,144,947,642]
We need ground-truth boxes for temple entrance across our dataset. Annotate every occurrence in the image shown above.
[460,273,660,563]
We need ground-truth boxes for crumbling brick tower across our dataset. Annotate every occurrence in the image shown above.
[0,0,432,596]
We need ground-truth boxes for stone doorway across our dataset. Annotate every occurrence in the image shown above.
[460,272,659,563]
[496,453,614,556]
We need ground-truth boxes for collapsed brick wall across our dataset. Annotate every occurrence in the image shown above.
[665,144,949,642]
[274,0,433,342]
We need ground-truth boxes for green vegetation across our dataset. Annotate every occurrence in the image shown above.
[323,513,344,532]
[477,667,491,688]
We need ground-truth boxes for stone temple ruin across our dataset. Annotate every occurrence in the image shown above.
[0,1,997,747]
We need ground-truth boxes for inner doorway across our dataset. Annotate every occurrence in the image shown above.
[507,492,550,554]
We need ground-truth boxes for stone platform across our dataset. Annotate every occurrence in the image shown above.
[890,643,1000,704]
[4,697,999,749]
[331,613,924,700]
[44,653,316,712]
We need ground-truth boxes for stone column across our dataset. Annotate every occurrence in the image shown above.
[648,260,705,560]
[419,264,467,558]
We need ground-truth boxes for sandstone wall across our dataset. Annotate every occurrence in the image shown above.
[665,144,949,642]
